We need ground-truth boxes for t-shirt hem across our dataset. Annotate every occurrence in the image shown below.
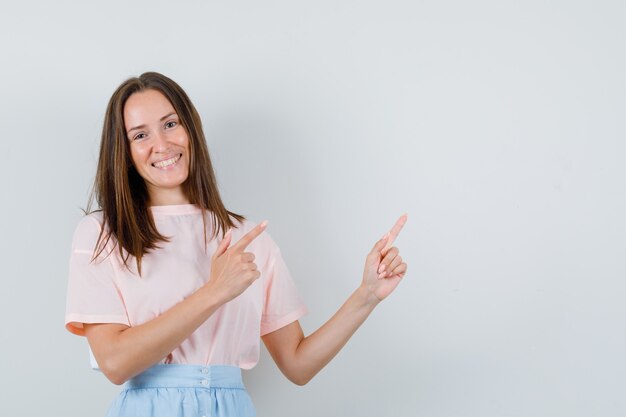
[260,305,308,336]
[65,314,131,336]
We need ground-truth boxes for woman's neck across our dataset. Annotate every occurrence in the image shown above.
[147,187,190,206]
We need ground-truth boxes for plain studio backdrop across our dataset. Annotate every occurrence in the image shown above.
[1,1,624,416]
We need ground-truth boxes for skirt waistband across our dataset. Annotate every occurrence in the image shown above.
[126,364,245,390]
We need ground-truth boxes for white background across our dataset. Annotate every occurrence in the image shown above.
[1,1,624,416]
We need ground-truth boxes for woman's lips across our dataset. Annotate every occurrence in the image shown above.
[152,154,182,169]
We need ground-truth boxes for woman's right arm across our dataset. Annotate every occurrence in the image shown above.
[83,221,268,385]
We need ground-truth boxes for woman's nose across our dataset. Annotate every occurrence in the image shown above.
[152,130,170,152]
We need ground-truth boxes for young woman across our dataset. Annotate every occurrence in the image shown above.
[65,71,408,417]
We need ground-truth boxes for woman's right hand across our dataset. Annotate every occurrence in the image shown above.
[205,221,268,304]
[83,220,269,385]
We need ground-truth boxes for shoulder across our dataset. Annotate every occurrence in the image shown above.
[70,211,108,253]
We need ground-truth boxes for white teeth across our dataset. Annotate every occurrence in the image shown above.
[153,155,180,168]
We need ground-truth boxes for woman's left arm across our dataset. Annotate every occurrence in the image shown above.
[262,215,408,385]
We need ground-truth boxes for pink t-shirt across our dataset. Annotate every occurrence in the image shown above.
[65,204,307,369]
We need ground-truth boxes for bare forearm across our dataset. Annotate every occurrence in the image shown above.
[264,217,408,385]
[91,286,221,384]
[292,286,379,384]
[86,222,268,385]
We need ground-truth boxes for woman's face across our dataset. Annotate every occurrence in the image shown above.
[124,89,191,205]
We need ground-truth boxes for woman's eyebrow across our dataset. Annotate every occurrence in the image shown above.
[127,112,177,134]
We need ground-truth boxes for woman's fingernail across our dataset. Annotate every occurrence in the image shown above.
[378,264,386,273]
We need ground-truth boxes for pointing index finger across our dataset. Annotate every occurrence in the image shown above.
[231,220,268,252]
[383,213,407,252]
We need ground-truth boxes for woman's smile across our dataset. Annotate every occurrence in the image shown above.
[152,153,182,169]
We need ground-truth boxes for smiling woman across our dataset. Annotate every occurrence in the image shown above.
[125,90,191,205]
[65,72,408,417]
[88,72,240,275]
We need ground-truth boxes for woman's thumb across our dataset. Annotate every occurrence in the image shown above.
[368,233,389,261]
[214,229,232,258]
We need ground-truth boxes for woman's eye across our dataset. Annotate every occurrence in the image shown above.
[134,133,146,140]
[165,121,177,128]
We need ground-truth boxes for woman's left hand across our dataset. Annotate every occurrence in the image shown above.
[361,214,408,303]
[263,213,409,385]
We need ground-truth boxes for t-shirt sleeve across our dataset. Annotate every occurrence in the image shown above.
[65,215,130,336]
[260,235,308,336]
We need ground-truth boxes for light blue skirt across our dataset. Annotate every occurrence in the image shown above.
[105,364,257,417]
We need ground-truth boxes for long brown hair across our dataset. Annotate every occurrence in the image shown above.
[87,71,245,275]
